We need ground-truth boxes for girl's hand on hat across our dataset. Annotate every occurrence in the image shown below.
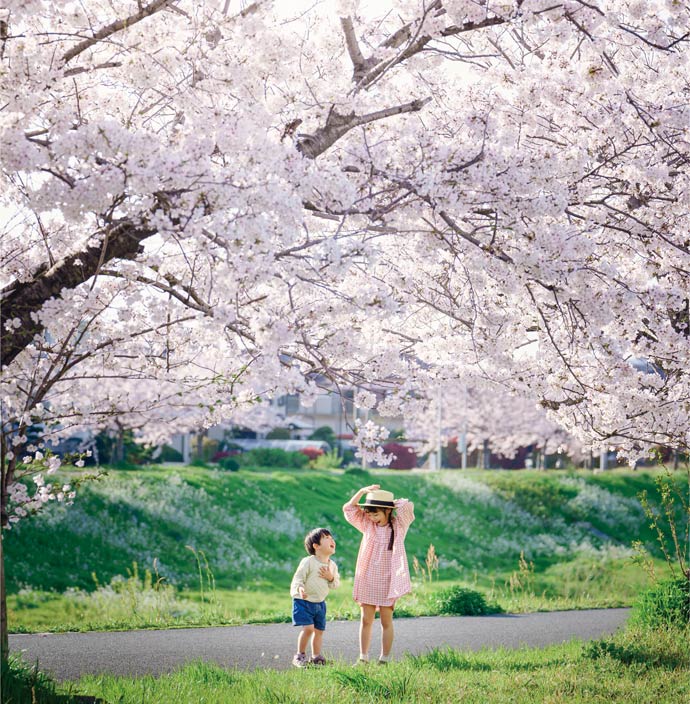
[348,483,381,505]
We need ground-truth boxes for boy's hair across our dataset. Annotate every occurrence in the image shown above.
[304,527,332,555]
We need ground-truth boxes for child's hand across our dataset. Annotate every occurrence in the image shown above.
[348,483,381,507]
[319,564,334,583]
[299,586,308,599]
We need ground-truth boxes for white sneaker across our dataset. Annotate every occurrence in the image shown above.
[292,653,308,668]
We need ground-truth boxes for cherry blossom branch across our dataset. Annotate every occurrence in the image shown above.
[6,316,208,450]
[372,168,515,265]
[340,16,375,82]
[56,315,202,374]
[63,61,123,77]
[525,283,589,395]
[62,0,175,65]
[563,10,618,75]
[437,210,513,264]
[98,269,213,316]
[65,267,258,348]
[618,25,690,51]
[354,6,517,91]
[297,97,431,159]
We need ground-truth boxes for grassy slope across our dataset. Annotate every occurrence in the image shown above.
[4,465,677,631]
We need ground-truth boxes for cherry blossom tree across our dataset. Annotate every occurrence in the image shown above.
[1,0,689,656]
[401,378,580,467]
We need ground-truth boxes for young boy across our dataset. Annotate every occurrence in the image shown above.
[290,527,340,667]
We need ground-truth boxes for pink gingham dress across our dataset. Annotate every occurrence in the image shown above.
[343,499,415,607]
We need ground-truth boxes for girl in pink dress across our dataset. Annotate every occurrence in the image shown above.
[343,483,415,664]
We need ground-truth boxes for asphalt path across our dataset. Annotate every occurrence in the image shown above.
[10,608,630,682]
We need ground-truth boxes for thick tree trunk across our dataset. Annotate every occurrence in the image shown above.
[482,439,490,470]
[114,428,125,464]
[1,440,9,661]
[1,527,7,662]
[195,430,206,461]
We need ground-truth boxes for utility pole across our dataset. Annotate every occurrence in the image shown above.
[599,446,608,472]
[359,406,368,470]
[436,390,443,470]
[461,385,468,469]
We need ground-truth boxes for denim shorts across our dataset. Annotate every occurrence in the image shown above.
[292,598,327,631]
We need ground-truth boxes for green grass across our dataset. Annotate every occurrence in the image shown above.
[4,465,680,633]
[41,625,685,703]
[1,653,90,704]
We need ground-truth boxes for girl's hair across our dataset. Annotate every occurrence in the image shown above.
[304,527,332,555]
[363,507,394,550]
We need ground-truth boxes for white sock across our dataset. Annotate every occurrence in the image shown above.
[378,655,390,662]
[359,653,369,662]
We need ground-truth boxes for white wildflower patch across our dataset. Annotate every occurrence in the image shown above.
[61,576,184,624]
[419,472,632,564]
[561,477,644,532]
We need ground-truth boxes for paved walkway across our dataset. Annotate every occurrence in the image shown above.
[10,608,630,682]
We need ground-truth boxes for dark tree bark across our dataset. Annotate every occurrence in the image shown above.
[0,220,153,369]
[1,530,7,661]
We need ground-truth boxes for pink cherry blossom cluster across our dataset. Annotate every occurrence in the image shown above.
[5,450,83,525]
[353,419,393,466]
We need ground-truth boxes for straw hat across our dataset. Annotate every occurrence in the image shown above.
[360,489,395,508]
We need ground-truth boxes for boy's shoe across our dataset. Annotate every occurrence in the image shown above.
[310,655,327,666]
[292,653,308,668]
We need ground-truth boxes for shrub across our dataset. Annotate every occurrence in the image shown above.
[218,456,240,472]
[96,429,155,465]
[311,448,344,470]
[300,446,325,461]
[308,425,336,446]
[1,654,64,704]
[266,427,291,439]
[344,466,369,476]
[435,586,502,616]
[632,576,690,629]
[383,442,417,470]
[237,448,308,468]
[158,444,184,462]
[583,626,690,669]
[198,438,218,462]
[213,443,243,462]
